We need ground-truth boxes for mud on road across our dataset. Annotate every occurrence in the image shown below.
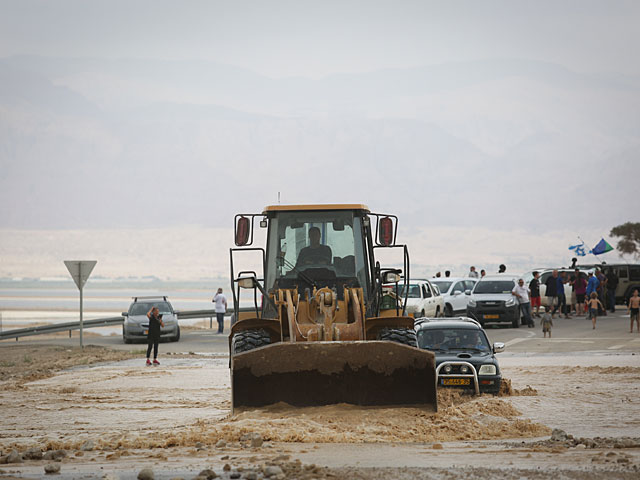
[0,346,639,479]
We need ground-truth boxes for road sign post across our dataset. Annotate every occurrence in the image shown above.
[64,260,97,348]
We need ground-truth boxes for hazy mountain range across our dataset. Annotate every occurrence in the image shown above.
[1,55,637,233]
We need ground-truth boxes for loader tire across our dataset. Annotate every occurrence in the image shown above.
[377,327,417,347]
[232,328,271,354]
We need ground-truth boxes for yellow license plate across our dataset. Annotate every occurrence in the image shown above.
[442,378,471,386]
[483,314,499,319]
[144,330,148,335]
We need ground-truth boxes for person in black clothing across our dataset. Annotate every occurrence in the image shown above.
[498,264,506,273]
[606,268,619,313]
[146,306,164,366]
[529,271,541,317]
[296,226,332,267]
[545,270,559,317]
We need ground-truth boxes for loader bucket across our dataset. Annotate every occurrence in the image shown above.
[231,341,437,412]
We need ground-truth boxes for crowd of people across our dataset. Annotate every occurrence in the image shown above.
[431,264,638,335]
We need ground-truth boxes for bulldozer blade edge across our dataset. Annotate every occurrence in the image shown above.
[231,341,437,411]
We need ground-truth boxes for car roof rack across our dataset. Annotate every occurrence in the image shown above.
[414,316,482,328]
[132,296,168,302]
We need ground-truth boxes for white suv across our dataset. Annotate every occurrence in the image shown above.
[431,277,478,317]
[397,279,444,318]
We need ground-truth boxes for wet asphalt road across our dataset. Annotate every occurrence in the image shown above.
[3,307,639,356]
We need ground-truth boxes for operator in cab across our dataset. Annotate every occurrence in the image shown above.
[296,226,332,267]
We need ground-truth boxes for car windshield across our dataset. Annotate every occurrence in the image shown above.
[130,302,172,316]
[417,328,491,352]
[399,284,421,298]
[431,281,452,293]
[474,280,515,294]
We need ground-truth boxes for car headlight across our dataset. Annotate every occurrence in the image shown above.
[443,364,452,374]
[459,365,469,374]
[468,299,477,308]
[505,297,516,307]
[478,364,497,375]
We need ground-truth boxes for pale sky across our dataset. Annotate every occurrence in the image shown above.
[0,0,638,279]
[1,0,639,77]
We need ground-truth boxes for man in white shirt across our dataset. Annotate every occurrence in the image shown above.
[468,266,479,278]
[512,278,533,328]
[213,288,228,334]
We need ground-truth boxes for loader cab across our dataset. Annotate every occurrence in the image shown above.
[264,208,372,302]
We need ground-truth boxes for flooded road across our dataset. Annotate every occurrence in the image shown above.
[1,319,639,479]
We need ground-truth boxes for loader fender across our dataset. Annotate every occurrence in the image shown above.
[228,318,282,352]
[364,316,415,340]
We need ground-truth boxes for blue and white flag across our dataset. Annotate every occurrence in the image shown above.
[568,240,588,257]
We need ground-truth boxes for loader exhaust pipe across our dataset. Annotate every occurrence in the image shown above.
[231,341,437,412]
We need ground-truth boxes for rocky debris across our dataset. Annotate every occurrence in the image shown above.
[43,449,68,461]
[550,428,569,441]
[101,474,120,480]
[6,450,23,464]
[272,454,290,462]
[229,473,241,479]
[432,443,444,450]
[250,434,263,448]
[22,447,43,460]
[244,473,258,480]
[80,440,95,451]
[263,465,283,477]
[44,463,61,474]
[197,469,218,479]
[195,442,204,450]
[215,439,227,448]
[223,464,231,471]
[137,468,154,480]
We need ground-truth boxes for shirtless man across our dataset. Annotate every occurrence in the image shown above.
[628,289,640,333]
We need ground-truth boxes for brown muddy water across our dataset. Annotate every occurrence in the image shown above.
[0,346,639,479]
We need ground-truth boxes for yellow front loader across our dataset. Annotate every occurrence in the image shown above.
[228,204,437,411]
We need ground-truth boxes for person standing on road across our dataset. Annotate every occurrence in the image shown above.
[529,271,541,317]
[596,269,607,316]
[586,271,599,320]
[574,271,587,316]
[569,270,578,315]
[628,289,640,333]
[512,278,534,327]
[469,266,479,278]
[213,288,228,334]
[606,268,619,313]
[540,307,553,338]
[587,292,604,329]
[445,270,451,277]
[480,269,486,278]
[498,264,506,273]
[545,270,559,317]
[557,272,571,319]
[146,306,164,366]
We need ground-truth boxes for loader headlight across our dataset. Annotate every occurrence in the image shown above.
[478,364,497,375]
[443,364,452,374]
[459,365,469,374]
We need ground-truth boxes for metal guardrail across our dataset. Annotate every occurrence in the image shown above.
[0,316,124,341]
[175,309,219,320]
[0,307,254,341]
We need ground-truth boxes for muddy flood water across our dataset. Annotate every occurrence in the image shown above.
[0,345,639,479]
